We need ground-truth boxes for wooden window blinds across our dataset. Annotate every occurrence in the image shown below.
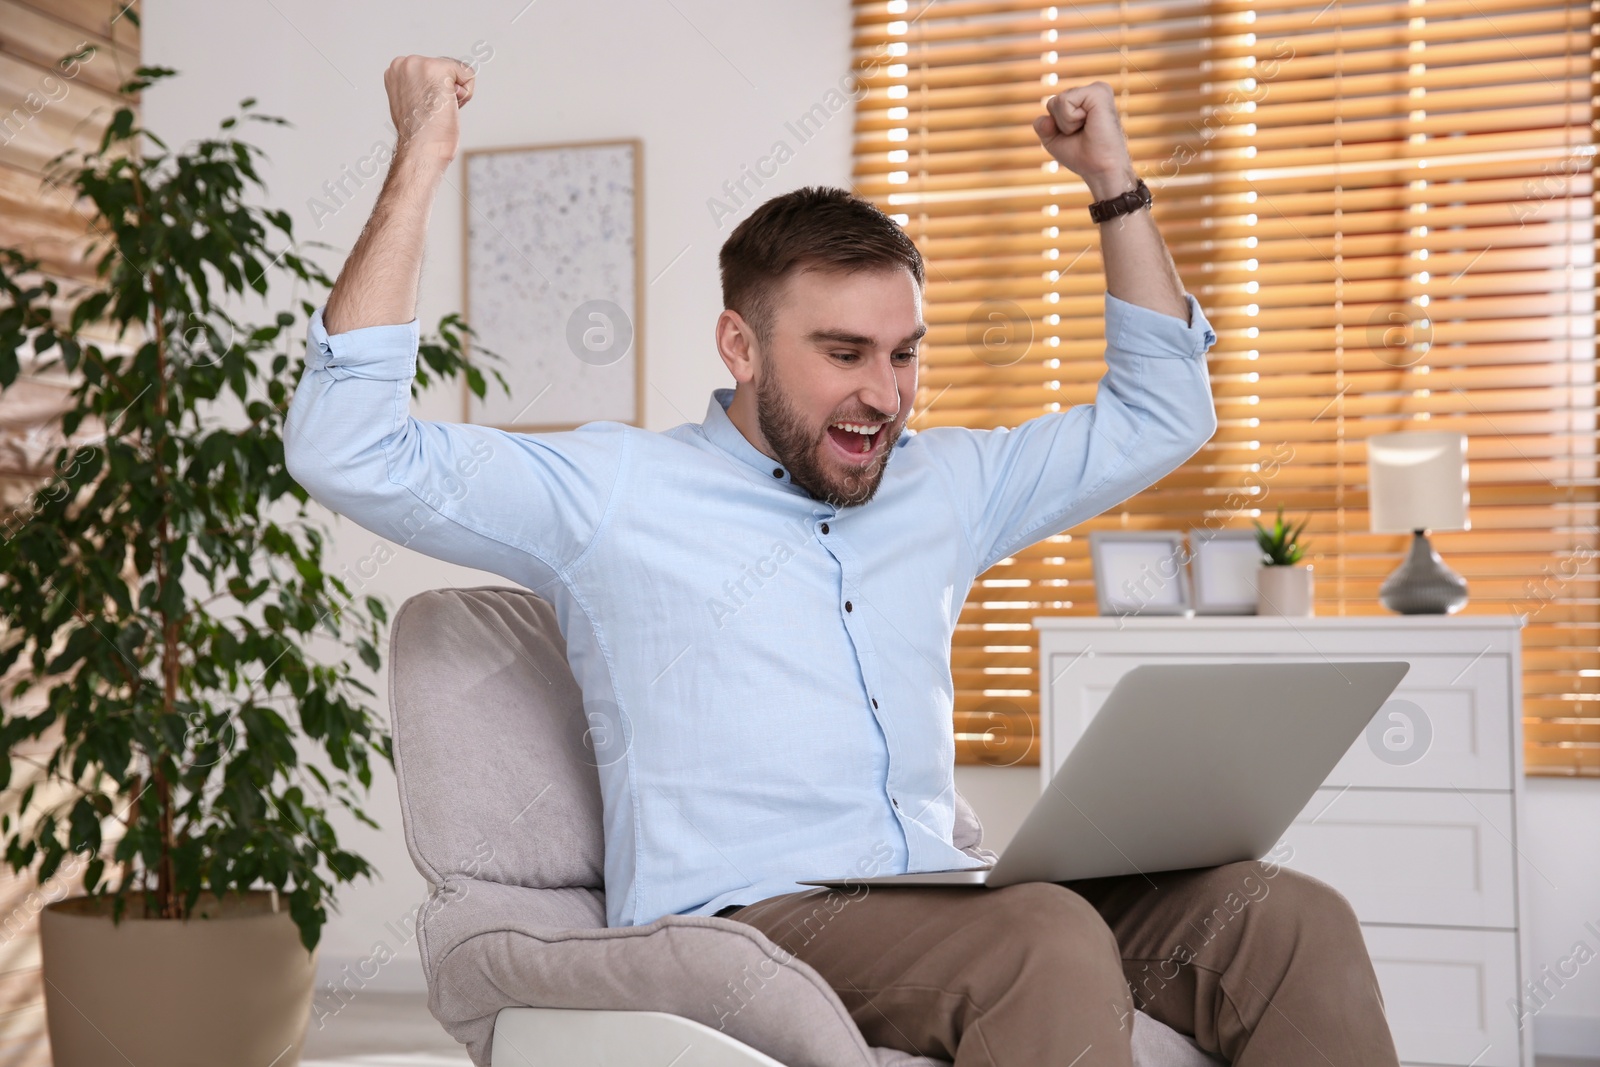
[849,0,1598,776]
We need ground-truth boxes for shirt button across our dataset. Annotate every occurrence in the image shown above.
[892,797,900,809]
[845,601,853,612]
[820,522,829,534]
[871,698,879,709]
[772,467,783,478]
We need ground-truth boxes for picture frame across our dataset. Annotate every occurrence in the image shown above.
[460,138,645,432]
[1087,531,1192,617]
[1188,528,1263,615]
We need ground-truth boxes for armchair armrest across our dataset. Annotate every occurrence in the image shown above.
[418,877,880,1067]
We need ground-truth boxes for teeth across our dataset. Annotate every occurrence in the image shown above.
[831,422,882,434]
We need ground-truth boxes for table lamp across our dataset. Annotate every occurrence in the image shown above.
[1366,431,1470,614]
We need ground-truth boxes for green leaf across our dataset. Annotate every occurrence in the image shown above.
[98,108,135,154]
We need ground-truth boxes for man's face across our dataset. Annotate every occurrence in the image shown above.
[751,267,924,508]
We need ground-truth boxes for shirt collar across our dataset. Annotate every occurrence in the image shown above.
[702,387,807,491]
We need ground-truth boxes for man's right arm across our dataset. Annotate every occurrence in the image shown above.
[284,56,624,586]
[324,55,468,334]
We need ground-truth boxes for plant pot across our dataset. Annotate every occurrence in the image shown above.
[40,889,316,1067]
[1256,563,1314,616]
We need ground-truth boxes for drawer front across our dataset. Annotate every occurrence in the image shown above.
[1362,925,1524,1067]
[1045,651,1511,791]
[1278,789,1517,928]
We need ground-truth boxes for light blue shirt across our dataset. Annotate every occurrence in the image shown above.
[284,291,1218,927]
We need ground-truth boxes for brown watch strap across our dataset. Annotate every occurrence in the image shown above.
[1088,177,1153,224]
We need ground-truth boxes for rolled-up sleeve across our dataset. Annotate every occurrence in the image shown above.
[1107,289,1218,361]
[284,304,626,588]
[920,290,1219,574]
[302,307,420,381]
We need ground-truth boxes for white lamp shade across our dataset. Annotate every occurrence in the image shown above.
[1366,431,1469,533]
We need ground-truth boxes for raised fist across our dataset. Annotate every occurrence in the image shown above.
[1033,81,1136,195]
[384,54,475,166]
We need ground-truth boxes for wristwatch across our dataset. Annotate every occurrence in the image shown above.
[1088,177,1152,224]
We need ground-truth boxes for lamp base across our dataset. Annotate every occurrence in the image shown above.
[1380,530,1468,614]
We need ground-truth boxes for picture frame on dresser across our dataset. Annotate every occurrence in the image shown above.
[1032,615,1532,1067]
[1087,530,1192,616]
[1188,528,1261,615]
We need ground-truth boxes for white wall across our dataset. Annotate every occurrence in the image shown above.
[144,2,1600,1056]
[142,0,857,1026]
[955,766,1600,1057]
[1519,778,1600,1055]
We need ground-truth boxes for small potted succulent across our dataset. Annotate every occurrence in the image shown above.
[1252,506,1314,616]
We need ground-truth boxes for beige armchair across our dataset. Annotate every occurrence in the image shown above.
[387,586,1224,1066]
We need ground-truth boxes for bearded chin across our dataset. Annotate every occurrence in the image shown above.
[755,374,894,508]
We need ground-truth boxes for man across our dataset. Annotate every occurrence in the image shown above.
[285,55,1400,1067]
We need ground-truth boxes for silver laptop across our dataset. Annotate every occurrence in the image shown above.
[799,660,1410,890]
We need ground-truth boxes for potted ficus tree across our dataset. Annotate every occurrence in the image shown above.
[1252,505,1314,616]
[0,59,504,1065]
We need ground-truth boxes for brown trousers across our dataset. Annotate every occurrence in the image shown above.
[717,859,1400,1067]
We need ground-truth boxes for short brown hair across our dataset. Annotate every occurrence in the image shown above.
[719,186,925,349]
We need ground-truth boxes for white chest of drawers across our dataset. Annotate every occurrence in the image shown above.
[1033,615,1531,1067]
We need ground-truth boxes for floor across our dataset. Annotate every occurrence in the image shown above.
[301,992,1600,1066]
[302,992,470,1063]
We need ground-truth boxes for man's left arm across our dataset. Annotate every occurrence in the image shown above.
[921,83,1219,574]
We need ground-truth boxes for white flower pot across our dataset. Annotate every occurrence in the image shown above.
[1256,563,1314,617]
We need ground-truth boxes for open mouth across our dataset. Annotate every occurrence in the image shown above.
[825,419,887,463]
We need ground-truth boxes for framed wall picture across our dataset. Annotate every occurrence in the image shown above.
[461,138,644,431]
[1189,528,1262,615]
[1087,531,1192,616]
